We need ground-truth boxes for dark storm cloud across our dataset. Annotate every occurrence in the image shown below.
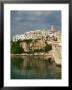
[11,11,61,37]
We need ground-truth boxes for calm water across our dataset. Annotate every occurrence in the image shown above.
[11,55,61,79]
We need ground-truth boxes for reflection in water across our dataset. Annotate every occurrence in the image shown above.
[11,55,61,79]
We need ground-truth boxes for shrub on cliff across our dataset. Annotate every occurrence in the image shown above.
[44,43,52,52]
[11,41,24,54]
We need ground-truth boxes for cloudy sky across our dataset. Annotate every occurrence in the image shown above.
[11,11,61,38]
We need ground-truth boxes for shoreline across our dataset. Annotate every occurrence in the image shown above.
[11,53,61,66]
[11,52,48,56]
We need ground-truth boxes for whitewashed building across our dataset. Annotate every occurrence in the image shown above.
[12,25,60,42]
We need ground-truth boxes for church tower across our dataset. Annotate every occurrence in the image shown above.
[51,25,54,31]
[50,25,55,32]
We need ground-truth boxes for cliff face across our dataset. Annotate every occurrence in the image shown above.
[18,30,61,65]
[52,44,61,65]
[20,39,46,52]
[20,40,61,65]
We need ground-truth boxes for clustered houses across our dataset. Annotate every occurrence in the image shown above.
[13,25,61,43]
[12,25,61,52]
[12,26,61,65]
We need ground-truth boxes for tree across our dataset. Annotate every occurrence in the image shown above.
[11,41,24,54]
[44,43,52,52]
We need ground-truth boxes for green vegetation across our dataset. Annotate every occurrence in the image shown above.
[44,43,52,52]
[11,40,52,54]
[11,41,24,54]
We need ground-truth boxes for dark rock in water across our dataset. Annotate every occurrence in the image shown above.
[48,58,54,64]
[48,58,51,62]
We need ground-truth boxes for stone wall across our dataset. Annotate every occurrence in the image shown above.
[52,44,61,65]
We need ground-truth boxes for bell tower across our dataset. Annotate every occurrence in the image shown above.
[51,25,54,31]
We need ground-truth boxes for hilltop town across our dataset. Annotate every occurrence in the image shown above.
[11,26,61,65]
[13,25,61,42]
